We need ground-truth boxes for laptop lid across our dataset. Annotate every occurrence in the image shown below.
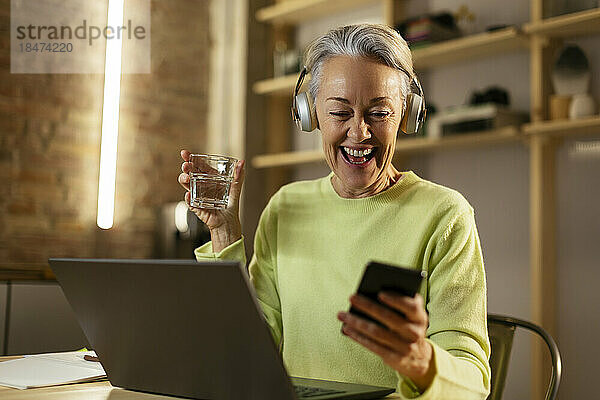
[49,258,296,400]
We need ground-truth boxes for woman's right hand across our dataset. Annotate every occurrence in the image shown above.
[178,149,245,253]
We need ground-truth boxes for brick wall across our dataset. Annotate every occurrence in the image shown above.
[0,0,211,278]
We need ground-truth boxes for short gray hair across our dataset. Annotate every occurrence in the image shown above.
[304,23,414,104]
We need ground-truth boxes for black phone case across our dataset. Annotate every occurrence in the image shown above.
[349,261,426,326]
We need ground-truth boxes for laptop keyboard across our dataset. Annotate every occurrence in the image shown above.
[294,385,345,398]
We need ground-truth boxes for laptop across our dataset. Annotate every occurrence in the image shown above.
[49,258,396,400]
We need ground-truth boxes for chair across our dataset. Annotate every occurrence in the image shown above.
[487,314,562,400]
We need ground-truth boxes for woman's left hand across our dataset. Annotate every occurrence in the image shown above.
[337,292,436,392]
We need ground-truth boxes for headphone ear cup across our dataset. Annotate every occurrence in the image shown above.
[400,93,424,134]
[294,92,317,132]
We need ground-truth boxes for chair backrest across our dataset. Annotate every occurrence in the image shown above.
[487,318,516,400]
[487,314,562,400]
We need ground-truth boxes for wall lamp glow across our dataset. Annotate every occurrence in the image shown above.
[97,0,125,229]
[175,201,190,234]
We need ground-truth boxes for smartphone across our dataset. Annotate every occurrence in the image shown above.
[349,261,427,325]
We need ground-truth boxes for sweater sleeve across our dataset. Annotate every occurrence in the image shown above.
[397,209,491,400]
[193,198,283,350]
[194,236,247,263]
[247,196,283,350]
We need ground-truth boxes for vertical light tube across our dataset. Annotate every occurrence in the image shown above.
[97,0,125,229]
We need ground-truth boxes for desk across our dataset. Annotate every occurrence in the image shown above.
[0,357,401,400]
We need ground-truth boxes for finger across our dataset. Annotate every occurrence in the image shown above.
[342,325,401,362]
[338,311,411,353]
[349,295,421,343]
[182,161,192,174]
[180,149,191,162]
[379,292,427,325]
[228,160,245,206]
[350,294,407,328]
[344,325,429,377]
[178,172,190,191]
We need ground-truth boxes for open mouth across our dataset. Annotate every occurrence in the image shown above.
[339,146,377,166]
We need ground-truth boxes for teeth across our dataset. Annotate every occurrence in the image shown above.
[343,147,372,157]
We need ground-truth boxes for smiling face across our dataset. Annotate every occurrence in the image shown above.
[315,56,406,198]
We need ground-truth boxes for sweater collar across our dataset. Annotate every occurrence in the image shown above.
[321,170,420,211]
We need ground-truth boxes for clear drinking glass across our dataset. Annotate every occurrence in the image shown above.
[189,154,238,210]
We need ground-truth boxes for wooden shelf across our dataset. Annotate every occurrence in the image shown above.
[413,27,528,70]
[524,8,600,37]
[251,126,521,169]
[252,148,324,169]
[395,126,521,153]
[253,74,300,96]
[523,116,600,137]
[256,0,380,24]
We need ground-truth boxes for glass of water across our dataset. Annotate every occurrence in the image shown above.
[189,154,238,210]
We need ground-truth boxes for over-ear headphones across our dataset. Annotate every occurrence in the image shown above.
[291,64,427,134]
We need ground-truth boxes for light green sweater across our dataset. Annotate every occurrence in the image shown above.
[195,171,491,399]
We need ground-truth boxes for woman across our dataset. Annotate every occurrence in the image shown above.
[178,24,490,399]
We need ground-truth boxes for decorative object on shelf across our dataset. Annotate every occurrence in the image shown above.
[273,40,301,77]
[454,4,476,35]
[426,103,528,139]
[552,44,596,119]
[549,95,572,120]
[552,45,590,95]
[396,12,461,49]
[545,0,599,18]
[570,94,597,118]
[469,86,510,106]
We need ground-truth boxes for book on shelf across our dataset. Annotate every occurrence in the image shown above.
[397,12,461,48]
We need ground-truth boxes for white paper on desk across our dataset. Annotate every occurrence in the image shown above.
[0,350,106,389]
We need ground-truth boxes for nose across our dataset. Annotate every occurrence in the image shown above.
[347,115,371,142]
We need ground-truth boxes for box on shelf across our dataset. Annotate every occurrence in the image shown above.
[426,104,529,138]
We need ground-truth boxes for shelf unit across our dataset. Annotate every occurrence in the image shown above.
[251,6,600,168]
[249,1,600,398]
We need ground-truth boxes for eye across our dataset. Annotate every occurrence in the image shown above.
[369,111,391,119]
[329,111,352,118]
